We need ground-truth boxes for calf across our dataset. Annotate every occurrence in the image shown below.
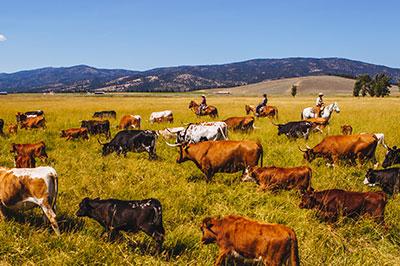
[8,124,18,134]
[60,127,89,141]
[76,197,164,254]
[10,141,48,161]
[93,111,116,119]
[273,121,313,140]
[157,127,185,139]
[201,215,299,266]
[0,167,59,235]
[14,154,36,168]
[80,120,110,139]
[118,115,141,130]
[363,167,400,195]
[242,165,312,194]
[299,189,387,228]
[341,125,353,135]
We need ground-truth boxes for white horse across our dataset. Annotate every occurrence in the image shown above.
[301,102,340,119]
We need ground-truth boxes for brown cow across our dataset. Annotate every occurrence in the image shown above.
[119,115,141,130]
[223,116,256,131]
[14,154,36,168]
[166,140,263,182]
[304,117,330,134]
[242,165,312,193]
[299,189,387,229]
[10,141,48,161]
[60,127,89,141]
[0,167,60,235]
[201,215,300,266]
[341,125,353,135]
[299,134,379,167]
[20,116,46,130]
[8,124,18,134]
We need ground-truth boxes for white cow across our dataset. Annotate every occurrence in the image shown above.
[177,121,229,144]
[149,110,173,124]
[0,166,60,235]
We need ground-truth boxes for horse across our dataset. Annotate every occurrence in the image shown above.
[189,101,218,118]
[301,102,340,119]
[245,105,278,119]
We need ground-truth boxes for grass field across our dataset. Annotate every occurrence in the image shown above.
[0,94,399,265]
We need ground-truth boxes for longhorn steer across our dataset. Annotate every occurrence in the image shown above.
[200,215,299,266]
[0,167,60,235]
[166,140,263,182]
[98,130,157,159]
[242,165,313,193]
[176,122,228,144]
[299,134,380,167]
[76,197,164,254]
[223,116,256,131]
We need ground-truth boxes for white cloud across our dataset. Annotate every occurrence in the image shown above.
[0,34,7,41]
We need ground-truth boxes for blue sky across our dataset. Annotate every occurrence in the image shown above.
[0,0,399,73]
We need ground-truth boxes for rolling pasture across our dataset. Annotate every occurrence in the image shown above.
[0,94,399,265]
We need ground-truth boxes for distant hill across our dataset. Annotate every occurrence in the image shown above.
[1,58,400,93]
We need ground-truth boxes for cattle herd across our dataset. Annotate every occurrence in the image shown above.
[0,102,399,266]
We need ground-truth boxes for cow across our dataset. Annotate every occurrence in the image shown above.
[382,146,400,168]
[166,140,263,182]
[16,110,44,123]
[10,141,48,162]
[298,134,380,167]
[98,130,157,159]
[242,165,313,194]
[156,127,185,139]
[8,124,18,134]
[299,189,387,230]
[80,120,111,139]
[20,116,46,130]
[341,125,353,135]
[60,127,89,141]
[92,110,116,119]
[304,117,330,134]
[363,167,400,195]
[272,121,313,140]
[149,110,173,124]
[118,115,141,130]
[223,116,256,131]
[200,215,299,266]
[176,122,228,144]
[0,119,4,137]
[14,154,36,168]
[0,167,60,235]
[76,197,164,254]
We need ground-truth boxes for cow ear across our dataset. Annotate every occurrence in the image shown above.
[393,146,397,150]
[203,217,214,229]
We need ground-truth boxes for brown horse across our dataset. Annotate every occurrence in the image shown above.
[245,105,278,119]
[189,101,218,118]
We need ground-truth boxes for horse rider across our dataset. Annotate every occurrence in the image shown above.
[316,92,325,117]
[255,93,268,116]
[199,94,208,115]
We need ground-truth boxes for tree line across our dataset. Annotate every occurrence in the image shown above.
[353,73,394,97]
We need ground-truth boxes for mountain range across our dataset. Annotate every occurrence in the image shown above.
[1,58,399,93]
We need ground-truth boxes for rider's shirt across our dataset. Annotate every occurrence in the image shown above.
[316,97,323,106]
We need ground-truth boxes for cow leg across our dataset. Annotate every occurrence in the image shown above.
[215,248,231,265]
[39,200,60,235]
[0,205,6,220]
[141,226,164,254]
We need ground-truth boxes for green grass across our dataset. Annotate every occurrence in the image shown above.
[0,95,399,265]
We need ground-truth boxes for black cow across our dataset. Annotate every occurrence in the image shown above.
[80,120,111,139]
[383,146,400,168]
[0,119,4,137]
[98,130,157,159]
[272,121,313,140]
[364,167,400,195]
[93,111,116,119]
[76,197,164,254]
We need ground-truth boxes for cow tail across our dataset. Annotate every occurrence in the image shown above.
[290,232,300,266]
[301,111,303,120]
[52,171,58,213]
[152,200,165,235]
[219,126,228,140]
[259,147,263,167]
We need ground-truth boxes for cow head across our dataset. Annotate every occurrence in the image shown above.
[16,112,27,123]
[200,217,217,244]
[60,130,66,138]
[299,192,317,209]
[271,122,284,135]
[97,139,112,156]
[382,146,399,168]
[363,168,377,186]
[76,197,95,217]
[80,120,88,128]
[176,145,191,163]
[298,146,316,162]
[242,166,257,183]
[9,143,17,153]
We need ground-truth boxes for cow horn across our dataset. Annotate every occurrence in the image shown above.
[164,141,183,147]
[298,145,308,152]
[181,122,190,126]
[271,122,279,126]
[306,145,311,149]
[97,139,107,145]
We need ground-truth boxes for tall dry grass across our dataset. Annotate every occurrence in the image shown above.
[0,94,399,265]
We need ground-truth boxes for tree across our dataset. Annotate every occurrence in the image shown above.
[291,85,297,97]
[353,74,371,97]
[371,73,391,97]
